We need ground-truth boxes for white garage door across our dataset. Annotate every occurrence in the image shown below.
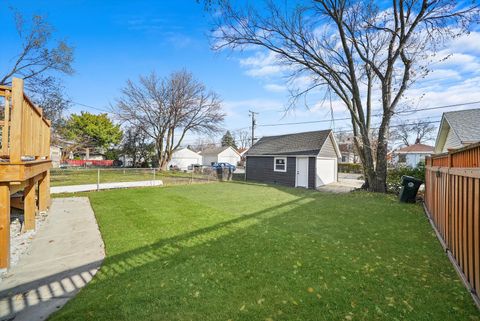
[316,158,336,186]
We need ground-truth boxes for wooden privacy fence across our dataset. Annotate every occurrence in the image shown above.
[425,142,480,305]
[0,78,52,269]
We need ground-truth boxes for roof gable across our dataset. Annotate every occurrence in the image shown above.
[396,143,434,154]
[435,108,480,152]
[444,108,480,143]
[173,147,201,157]
[201,146,240,156]
[246,130,333,156]
[201,146,230,155]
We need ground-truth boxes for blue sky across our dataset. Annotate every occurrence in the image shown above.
[2,1,480,147]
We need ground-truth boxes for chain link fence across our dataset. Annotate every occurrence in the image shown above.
[50,167,219,188]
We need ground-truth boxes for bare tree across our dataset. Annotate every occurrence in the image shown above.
[391,120,437,146]
[235,129,251,149]
[189,137,218,152]
[114,70,225,169]
[210,0,479,192]
[0,10,74,125]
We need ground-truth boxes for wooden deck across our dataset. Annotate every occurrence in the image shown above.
[0,78,52,269]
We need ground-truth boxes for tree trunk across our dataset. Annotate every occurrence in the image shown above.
[354,125,388,193]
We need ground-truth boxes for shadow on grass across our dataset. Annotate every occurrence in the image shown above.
[0,196,311,321]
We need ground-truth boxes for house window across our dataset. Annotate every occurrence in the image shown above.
[398,154,407,163]
[274,157,287,172]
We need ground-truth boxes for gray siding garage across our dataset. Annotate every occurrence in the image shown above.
[246,130,340,189]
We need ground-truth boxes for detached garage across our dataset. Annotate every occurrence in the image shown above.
[201,146,241,166]
[168,148,202,171]
[245,130,340,189]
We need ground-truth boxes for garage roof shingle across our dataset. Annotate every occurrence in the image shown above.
[246,130,332,156]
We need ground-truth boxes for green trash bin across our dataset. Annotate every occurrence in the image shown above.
[399,175,423,203]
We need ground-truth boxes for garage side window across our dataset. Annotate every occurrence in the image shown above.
[274,157,287,172]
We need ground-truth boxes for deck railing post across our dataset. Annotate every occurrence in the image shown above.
[23,179,36,231]
[0,183,11,269]
[38,170,51,212]
[10,78,24,162]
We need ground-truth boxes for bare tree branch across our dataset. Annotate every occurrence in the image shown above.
[209,0,479,192]
[113,70,225,170]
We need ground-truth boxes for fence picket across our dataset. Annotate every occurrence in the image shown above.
[425,143,480,303]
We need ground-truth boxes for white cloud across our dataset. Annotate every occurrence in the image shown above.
[263,83,287,93]
[222,98,285,118]
[446,31,480,55]
[239,51,292,77]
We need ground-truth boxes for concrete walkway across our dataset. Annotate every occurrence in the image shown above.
[318,173,364,193]
[51,180,163,194]
[0,197,105,321]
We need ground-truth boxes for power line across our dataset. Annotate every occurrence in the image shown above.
[322,120,442,134]
[396,100,480,114]
[256,100,480,128]
[70,101,111,113]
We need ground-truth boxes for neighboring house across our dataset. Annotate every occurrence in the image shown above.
[201,146,241,166]
[392,143,434,167]
[237,147,249,166]
[237,148,249,157]
[78,151,105,161]
[245,129,341,189]
[338,143,359,163]
[50,145,62,168]
[435,108,480,153]
[336,133,359,163]
[74,148,106,161]
[119,155,134,167]
[168,148,202,171]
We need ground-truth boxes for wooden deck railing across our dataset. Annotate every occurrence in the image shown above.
[0,78,52,269]
[0,79,51,161]
[425,143,480,305]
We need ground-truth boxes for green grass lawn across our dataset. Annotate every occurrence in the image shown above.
[49,182,479,321]
[50,168,211,187]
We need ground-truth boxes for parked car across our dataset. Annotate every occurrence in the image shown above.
[211,162,236,172]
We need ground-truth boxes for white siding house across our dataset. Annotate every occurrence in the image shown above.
[392,143,434,167]
[168,148,202,171]
[201,146,241,166]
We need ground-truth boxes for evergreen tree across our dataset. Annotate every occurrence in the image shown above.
[221,131,237,149]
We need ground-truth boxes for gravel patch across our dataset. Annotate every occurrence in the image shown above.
[0,209,49,280]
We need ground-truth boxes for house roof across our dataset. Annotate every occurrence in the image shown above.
[339,143,350,153]
[201,146,234,156]
[246,129,333,156]
[173,147,201,155]
[237,148,248,155]
[434,108,480,153]
[395,143,434,154]
[443,108,480,144]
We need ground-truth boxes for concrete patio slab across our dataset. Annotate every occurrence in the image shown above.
[318,173,364,193]
[0,197,105,321]
[50,180,163,194]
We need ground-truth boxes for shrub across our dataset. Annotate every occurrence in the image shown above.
[338,163,363,174]
[387,162,425,194]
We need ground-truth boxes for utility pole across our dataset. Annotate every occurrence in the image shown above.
[249,110,258,147]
